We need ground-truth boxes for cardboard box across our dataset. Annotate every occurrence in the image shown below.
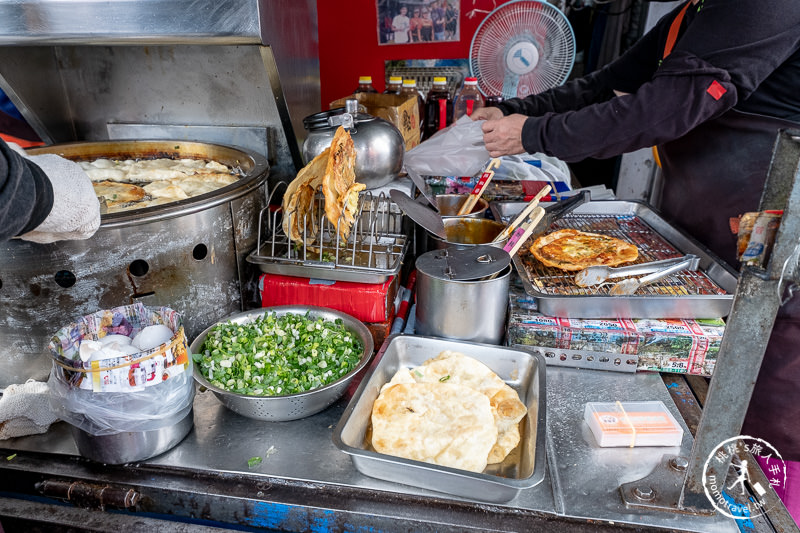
[507,286,725,376]
[331,93,420,151]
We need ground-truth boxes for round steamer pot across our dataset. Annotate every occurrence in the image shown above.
[415,264,512,345]
[0,140,269,388]
[427,217,507,251]
[435,194,489,219]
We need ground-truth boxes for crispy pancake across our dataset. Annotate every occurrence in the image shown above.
[281,147,329,243]
[92,181,147,208]
[322,127,365,241]
[530,228,638,271]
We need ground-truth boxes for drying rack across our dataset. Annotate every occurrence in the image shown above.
[247,184,409,284]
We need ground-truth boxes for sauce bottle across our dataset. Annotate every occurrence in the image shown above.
[453,77,485,119]
[399,78,425,129]
[383,76,403,95]
[354,76,378,94]
[422,76,453,141]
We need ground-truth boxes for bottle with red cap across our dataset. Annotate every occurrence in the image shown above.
[453,77,485,119]
[354,76,378,94]
[422,76,453,141]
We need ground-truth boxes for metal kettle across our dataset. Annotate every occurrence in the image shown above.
[302,99,404,189]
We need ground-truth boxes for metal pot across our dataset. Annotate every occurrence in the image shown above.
[427,217,507,251]
[415,246,511,345]
[435,194,489,218]
[302,100,404,189]
[0,140,269,388]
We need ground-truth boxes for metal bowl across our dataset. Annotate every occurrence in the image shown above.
[435,194,489,218]
[189,305,374,421]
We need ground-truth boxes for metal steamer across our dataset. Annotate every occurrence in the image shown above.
[0,1,318,388]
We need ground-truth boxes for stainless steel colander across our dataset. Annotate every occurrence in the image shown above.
[189,305,374,421]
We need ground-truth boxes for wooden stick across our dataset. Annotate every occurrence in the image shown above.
[491,184,551,243]
[457,158,502,215]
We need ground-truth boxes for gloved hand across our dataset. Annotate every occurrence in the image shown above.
[10,144,101,244]
[0,379,59,439]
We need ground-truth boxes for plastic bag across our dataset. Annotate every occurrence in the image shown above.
[491,154,571,184]
[403,116,490,177]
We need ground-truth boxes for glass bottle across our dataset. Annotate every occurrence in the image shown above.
[354,76,378,94]
[453,77,485,119]
[422,76,453,141]
[383,76,403,95]
[399,78,425,129]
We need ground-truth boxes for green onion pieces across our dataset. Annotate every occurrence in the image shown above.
[193,311,363,396]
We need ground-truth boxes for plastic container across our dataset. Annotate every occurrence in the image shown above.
[383,76,403,95]
[399,78,425,129]
[354,76,378,94]
[584,401,683,447]
[422,76,453,141]
[454,77,485,119]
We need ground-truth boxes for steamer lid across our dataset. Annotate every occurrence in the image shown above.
[416,246,510,281]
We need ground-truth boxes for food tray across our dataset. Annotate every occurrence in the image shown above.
[332,335,546,503]
[490,200,738,319]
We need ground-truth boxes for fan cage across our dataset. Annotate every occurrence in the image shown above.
[470,0,575,99]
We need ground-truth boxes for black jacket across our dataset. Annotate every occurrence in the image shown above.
[0,139,53,241]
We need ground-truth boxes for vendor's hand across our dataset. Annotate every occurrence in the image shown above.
[470,106,504,121]
[481,114,527,157]
[17,152,101,244]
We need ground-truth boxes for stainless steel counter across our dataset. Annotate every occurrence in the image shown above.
[1,365,738,532]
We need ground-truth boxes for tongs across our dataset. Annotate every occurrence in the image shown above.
[575,254,700,295]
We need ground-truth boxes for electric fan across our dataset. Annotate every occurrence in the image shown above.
[470,0,576,99]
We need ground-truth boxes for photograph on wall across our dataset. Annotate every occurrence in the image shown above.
[377,0,460,45]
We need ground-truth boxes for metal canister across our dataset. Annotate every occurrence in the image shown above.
[415,246,511,345]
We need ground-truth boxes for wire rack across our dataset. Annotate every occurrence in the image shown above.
[515,213,727,297]
[247,186,408,284]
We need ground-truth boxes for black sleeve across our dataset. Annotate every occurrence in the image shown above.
[0,139,54,241]
[515,0,800,161]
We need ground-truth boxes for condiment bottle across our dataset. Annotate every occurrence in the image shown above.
[383,76,403,95]
[354,76,378,94]
[453,77,485,119]
[422,76,453,141]
[399,78,425,129]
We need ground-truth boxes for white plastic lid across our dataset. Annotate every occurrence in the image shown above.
[465,77,478,85]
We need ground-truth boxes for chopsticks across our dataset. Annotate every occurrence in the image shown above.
[457,158,501,216]
[503,206,545,258]
[491,184,551,244]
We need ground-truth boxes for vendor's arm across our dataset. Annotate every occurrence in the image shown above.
[488,0,800,161]
[0,139,54,241]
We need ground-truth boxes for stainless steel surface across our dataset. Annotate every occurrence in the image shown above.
[70,408,194,465]
[575,255,699,287]
[189,306,374,422]
[491,200,737,319]
[516,345,639,373]
[608,255,700,296]
[248,191,409,284]
[416,265,511,345]
[391,189,446,238]
[0,141,268,389]
[333,335,547,503]
[405,167,438,209]
[302,108,405,190]
[0,0,321,183]
[2,363,738,531]
[435,194,489,218]
[429,217,507,250]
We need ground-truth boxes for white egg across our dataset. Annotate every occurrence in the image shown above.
[78,339,104,362]
[131,324,174,351]
[99,334,133,346]
[116,343,141,356]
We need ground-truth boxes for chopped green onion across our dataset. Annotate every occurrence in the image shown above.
[6,454,17,461]
[439,375,451,382]
[247,456,262,468]
[193,311,363,397]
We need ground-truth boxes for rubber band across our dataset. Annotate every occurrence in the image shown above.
[615,400,637,448]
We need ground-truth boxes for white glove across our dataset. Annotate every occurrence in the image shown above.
[0,380,60,439]
[14,147,101,244]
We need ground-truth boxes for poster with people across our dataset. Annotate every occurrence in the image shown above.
[378,0,460,45]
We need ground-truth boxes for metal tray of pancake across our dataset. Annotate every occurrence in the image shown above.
[490,200,738,319]
[332,335,547,503]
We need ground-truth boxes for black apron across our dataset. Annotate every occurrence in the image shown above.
[658,109,800,460]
